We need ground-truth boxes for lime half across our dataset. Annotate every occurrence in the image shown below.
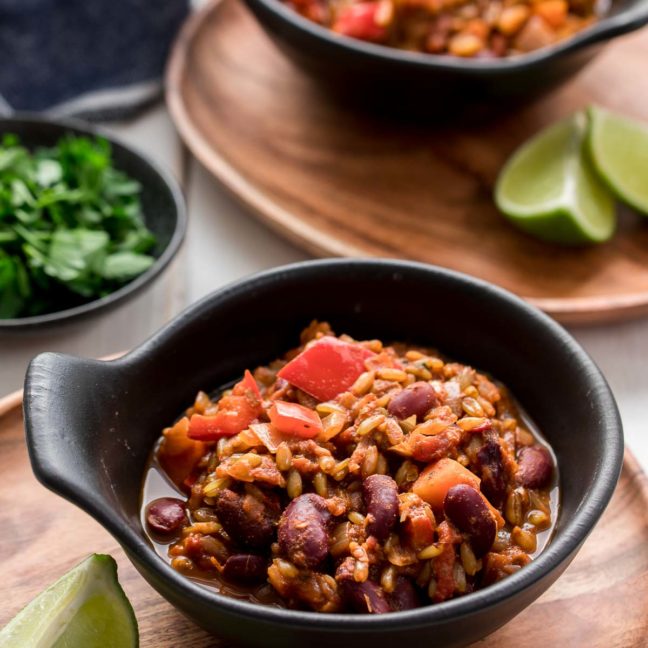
[0,554,138,648]
[586,105,648,215]
[495,113,616,245]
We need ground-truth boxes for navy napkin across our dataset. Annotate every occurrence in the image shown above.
[0,0,189,120]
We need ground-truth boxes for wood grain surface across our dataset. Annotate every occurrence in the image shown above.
[166,0,648,325]
[1,397,646,647]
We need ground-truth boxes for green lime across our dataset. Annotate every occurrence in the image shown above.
[586,105,648,215]
[0,554,138,648]
[495,113,616,245]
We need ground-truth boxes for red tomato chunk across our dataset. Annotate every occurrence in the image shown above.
[277,337,375,401]
[269,401,323,438]
[332,2,390,42]
[188,370,262,441]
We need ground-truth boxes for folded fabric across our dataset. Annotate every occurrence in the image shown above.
[0,0,189,120]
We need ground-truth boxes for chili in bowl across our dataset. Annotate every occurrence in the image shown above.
[283,0,604,58]
[24,259,622,647]
[240,0,648,109]
[142,322,558,613]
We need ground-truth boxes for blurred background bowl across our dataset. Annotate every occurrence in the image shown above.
[0,116,186,332]
[242,0,648,114]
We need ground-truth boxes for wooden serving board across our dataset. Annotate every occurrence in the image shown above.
[1,393,647,647]
[166,0,648,325]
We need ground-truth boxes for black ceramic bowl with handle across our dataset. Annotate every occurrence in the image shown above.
[0,115,186,331]
[23,259,623,648]
[242,0,648,110]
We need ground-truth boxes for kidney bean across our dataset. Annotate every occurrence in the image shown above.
[214,488,280,549]
[341,579,391,614]
[363,474,399,540]
[278,494,331,569]
[222,554,268,584]
[444,484,496,558]
[387,382,439,420]
[517,446,553,489]
[477,440,506,509]
[146,498,186,534]
[389,576,419,611]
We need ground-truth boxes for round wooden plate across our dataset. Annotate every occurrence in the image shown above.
[2,392,647,646]
[166,0,648,325]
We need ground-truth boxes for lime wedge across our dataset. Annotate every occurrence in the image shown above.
[0,554,138,648]
[586,105,648,215]
[495,113,616,245]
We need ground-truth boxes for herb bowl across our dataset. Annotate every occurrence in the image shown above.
[0,115,186,331]
[24,259,623,647]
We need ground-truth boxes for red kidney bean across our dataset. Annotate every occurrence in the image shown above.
[363,474,399,540]
[389,576,419,611]
[517,446,553,489]
[215,488,280,549]
[341,579,391,614]
[278,493,331,569]
[222,554,268,584]
[387,382,439,420]
[444,484,496,558]
[146,497,186,534]
[477,440,506,509]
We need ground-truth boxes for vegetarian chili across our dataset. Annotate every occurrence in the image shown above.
[282,0,605,57]
[142,322,558,613]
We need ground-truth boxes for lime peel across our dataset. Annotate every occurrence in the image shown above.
[586,104,648,216]
[495,112,616,246]
[0,554,138,648]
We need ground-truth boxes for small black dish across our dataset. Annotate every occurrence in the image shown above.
[0,115,186,331]
[24,259,623,648]
[242,0,648,111]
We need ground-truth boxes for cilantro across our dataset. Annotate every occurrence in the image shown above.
[0,134,156,318]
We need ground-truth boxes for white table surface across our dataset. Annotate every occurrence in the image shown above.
[1,104,645,472]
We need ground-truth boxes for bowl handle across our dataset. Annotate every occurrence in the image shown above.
[574,3,648,47]
[23,352,135,540]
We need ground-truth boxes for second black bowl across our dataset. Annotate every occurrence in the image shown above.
[243,0,648,111]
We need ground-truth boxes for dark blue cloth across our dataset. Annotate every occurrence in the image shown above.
[0,0,189,119]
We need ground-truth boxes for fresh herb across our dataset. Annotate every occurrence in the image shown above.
[0,133,156,318]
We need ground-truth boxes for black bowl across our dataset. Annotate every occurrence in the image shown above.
[0,115,186,331]
[242,0,648,112]
[24,259,623,648]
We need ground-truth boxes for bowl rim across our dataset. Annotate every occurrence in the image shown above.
[0,113,187,331]
[244,0,648,73]
[25,258,624,630]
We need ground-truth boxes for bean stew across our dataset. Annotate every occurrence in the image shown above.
[282,0,609,57]
[141,322,558,613]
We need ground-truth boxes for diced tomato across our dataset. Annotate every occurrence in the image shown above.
[187,370,263,441]
[250,422,291,452]
[269,401,323,439]
[188,412,244,440]
[332,2,391,43]
[277,337,375,401]
[403,506,436,551]
[241,369,262,400]
[433,521,460,602]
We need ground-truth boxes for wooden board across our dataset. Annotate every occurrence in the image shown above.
[1,392,647,647]
[166,0,648,325]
